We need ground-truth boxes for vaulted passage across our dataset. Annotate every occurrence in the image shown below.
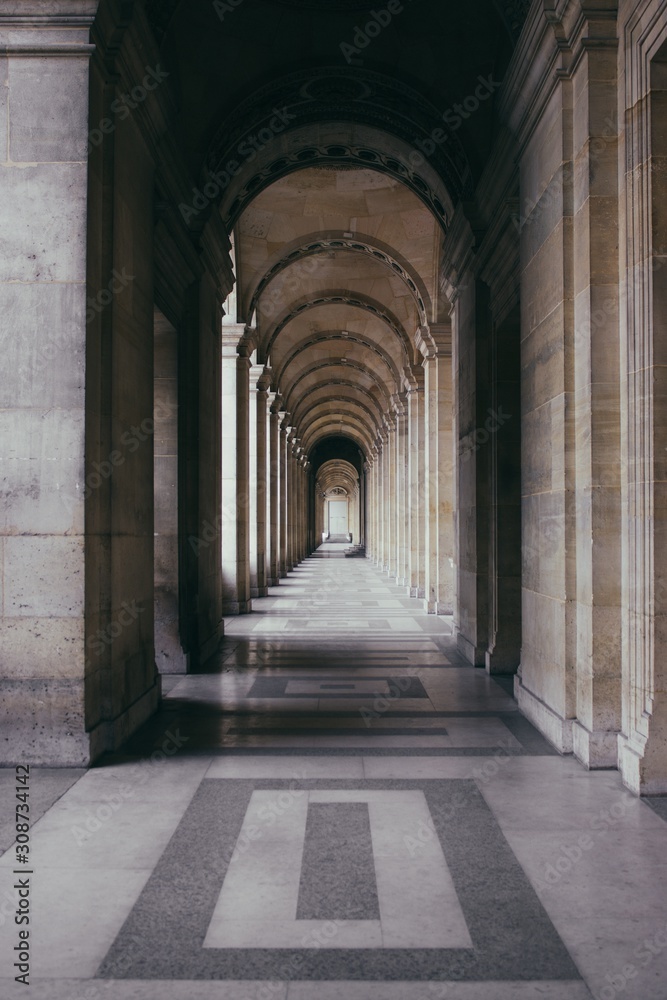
[3,0,667,992]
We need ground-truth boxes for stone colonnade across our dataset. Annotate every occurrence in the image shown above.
[3,0,667,799]
[365,324,455,618]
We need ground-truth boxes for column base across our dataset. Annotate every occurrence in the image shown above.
[250,586,269,598]
[572,721,618,770]
[435,601,453,616]
[199,621,224,667]
[457,633,486,667]
[514,674,573,754]
[424,600,437,615]
[89,679,161,762]
[221,600,253,615]
[618,735,667,795]
[485,647,519,674]
[409,586,425,599]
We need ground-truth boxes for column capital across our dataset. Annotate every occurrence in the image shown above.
[416,324,452,360]
[222,324,252,359]
[0,2,99,48]
[249,364,263,389]
[250,365,272,393]
[382,415,396,436]
[403,365,425,393]
[391,392,407,418]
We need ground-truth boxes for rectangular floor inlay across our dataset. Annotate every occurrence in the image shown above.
[248,677,429,699]
[97,777,580,981]
[203,788,470,949]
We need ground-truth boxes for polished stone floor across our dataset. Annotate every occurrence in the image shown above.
[2,545,667,998]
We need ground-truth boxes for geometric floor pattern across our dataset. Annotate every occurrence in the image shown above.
[2,544,667,998]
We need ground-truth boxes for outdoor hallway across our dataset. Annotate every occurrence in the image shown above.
[2,547,667,999]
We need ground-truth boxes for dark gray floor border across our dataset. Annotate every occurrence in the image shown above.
[246,676,429,699]
[97,777,580,982]
[101,748,535,763]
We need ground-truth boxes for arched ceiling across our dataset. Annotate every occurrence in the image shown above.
[145,0,524,198]
[141,0,529,468]
[236,164,433,461]
[316,459,360,498]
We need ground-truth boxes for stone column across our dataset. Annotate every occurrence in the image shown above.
[385,417,397,578]
[289,435,298,568]
[248,365,260,597]
[375,438,384,567]
[379,430,389,570]
[304,460,311,556]
[421,345,439,613]
[570,30,622,769]
[451,274,491,663]
[373,449,379,559]
[0,4,100,764]
[367,458,374,558]
[154,310,187,674]
[286,428,296,571]
[221,331,251,614]
[295,453,303,563]
[419,325,454,615]
[406,368,426,598]
[279,416,289,577]
[360,465,367,548]
[483,306,521,673]
[395,401,408,586]
[303,458,310,557]
[249,366,270,598]
[618,13,667,793]
[266,394,277,586]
